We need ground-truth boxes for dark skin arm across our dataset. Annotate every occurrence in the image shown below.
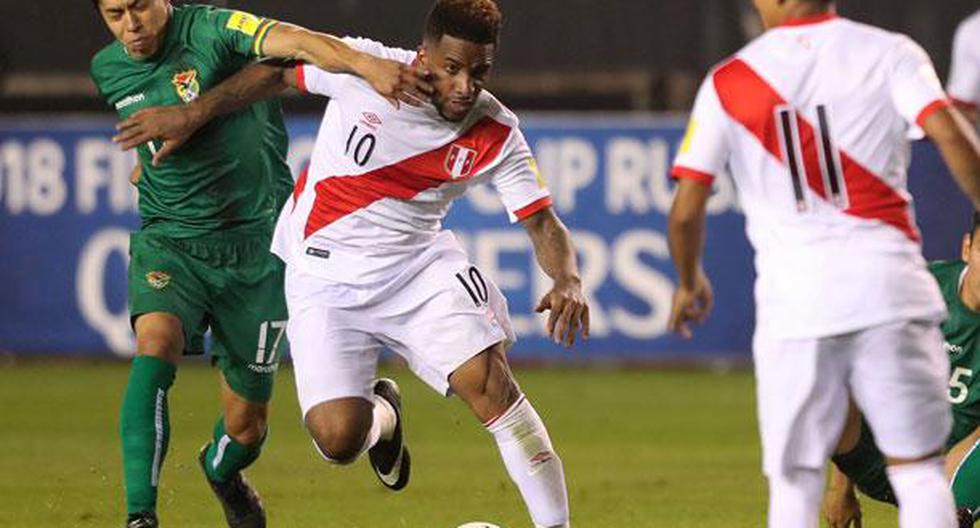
[114,62,292,165]
[521,207,590,348]
[922,106,980,210]
[666,178,714,338]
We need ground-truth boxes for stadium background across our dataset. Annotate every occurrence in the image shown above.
[0,1,977,526]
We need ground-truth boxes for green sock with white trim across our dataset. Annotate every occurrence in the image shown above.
[203,417,266,483]
[120,355,176,515]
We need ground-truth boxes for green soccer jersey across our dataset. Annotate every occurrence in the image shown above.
[930,260,980,446]
[90,4,292,238]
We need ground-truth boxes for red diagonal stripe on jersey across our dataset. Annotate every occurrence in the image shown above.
[713,59,920,241]
[303,116,512,239]
[292,166,309,211]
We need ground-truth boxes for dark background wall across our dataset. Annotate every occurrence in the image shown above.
[0,0,976,111]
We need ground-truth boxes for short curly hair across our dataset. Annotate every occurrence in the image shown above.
[424,0,502,45]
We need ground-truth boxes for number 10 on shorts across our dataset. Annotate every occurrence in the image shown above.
[256,320,287,365]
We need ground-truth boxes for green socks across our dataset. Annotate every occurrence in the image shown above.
[120,355,177,515]
[952,439,980,511]
[203,417,266,482]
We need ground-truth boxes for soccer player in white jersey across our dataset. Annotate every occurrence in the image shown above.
[667,0,980,527]
[950,9,980,124]
[114,1,586,526]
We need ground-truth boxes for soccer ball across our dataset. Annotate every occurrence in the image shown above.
[456,523,502,528]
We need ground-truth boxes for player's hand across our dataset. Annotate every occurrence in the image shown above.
[361,56,434,108]
[113,106,198,166]
[823,485,863,528]
[129,164,141,186]
[535,277,590,348]
[667,269,714,339]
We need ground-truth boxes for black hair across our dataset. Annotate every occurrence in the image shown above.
[972,211,980,239]
[424,0,502,45]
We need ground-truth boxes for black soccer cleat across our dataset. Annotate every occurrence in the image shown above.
[368,378,411,491]
[958,507,977,528]
[126,512,158,528]
[197,443,267,528]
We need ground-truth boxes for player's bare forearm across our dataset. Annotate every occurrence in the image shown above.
[923,106,980,210]
[668,179,711,289]
[523,207,580,285]
[522,207,590,347]
[824,464,862,528]
[667,179,714,338]
[261,23,432,106]
[184,62,290,129]
[262,23,366,76]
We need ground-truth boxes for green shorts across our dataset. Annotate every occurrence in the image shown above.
[128,230,288,403]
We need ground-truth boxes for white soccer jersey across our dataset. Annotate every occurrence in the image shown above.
[673,13,948,339]
[949,10,980,110]
[272,37,551,285]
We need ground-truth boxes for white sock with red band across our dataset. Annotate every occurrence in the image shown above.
[485,395,570,528]
[887,456,957,528]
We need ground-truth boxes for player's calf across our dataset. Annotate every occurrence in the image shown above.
[451,346,570,528]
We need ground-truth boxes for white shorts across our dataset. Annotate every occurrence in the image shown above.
[754,319,951,477]
[285,239,516,418]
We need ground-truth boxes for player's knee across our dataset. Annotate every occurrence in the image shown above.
[305,404,372,465]
[226,414,267,446]
[134,313,184,362]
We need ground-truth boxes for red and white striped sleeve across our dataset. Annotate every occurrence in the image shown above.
[490,129,552,223]
[889,36,950,128]
[671,72,732,186]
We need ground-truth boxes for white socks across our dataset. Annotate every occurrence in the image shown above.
[486,395,569,528]
[767,467,824,528]
[887,457,957,528]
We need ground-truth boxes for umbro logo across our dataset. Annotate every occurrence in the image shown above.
[945,341,964,355]
[360,112,383,129]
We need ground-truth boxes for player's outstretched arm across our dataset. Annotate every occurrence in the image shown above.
[667,178,714,339]
[922,106,980,211]
[260,23,433,107]
[521,207,590,348]
[114,62,289,165]
[824,464,863,528]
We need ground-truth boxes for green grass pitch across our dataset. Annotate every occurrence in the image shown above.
[0,361,897,527]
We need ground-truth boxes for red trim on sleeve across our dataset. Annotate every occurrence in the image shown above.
[295,63,308,93]
[780,13,838,27]
[952,98,978,111]
[916,99,951,127]
[670,166,715,187]
[514,196,553,221]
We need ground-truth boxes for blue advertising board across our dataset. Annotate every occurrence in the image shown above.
[0,115,970,360]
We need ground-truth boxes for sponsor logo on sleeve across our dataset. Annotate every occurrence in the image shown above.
[115,93,146,110]
[680,118,698,154]
[172,69,201,104]
[226,11,261,37]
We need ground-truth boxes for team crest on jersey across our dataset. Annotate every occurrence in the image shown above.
[146,271,171,290]
[172,69,200,104]
[445,144,478,179]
